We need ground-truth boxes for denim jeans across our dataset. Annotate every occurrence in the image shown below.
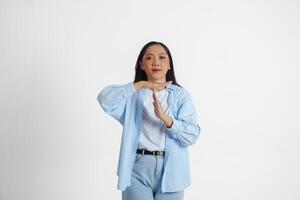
[122,153,184,200]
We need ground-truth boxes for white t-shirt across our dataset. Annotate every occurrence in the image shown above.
[137,88,169,151]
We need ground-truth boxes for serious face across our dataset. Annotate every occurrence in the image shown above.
[139,44,170,82]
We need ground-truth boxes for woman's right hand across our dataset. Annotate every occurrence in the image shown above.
[134,81,172,91]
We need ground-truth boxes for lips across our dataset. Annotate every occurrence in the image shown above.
[152,69,161,72]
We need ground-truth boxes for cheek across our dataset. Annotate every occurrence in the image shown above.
[161,60,170,68]
[162,58,169,64]
[142,61,150,70]
[143,59,152,66]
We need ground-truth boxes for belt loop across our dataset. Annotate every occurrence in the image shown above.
[142,148,145,156]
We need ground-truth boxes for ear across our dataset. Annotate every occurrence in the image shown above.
[139,61,144,70]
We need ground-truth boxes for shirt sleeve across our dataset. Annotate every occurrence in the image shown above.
[165,90,201,146]
[96,82,137,125]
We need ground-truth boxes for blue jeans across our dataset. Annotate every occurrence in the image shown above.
[122,153,184,200]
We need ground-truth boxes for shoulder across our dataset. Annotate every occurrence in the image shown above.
[170,84,193,107]
[171,84,190,98]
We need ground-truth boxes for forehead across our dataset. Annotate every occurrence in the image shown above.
[145,44,167,55]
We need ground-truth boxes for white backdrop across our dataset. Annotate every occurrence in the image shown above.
[0,0,299,200]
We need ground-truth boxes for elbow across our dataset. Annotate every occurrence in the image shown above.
[96,90,107,112]
[97,93,101,104]
[97,89,104,104]
[171,128,200,147]
[168,120,202,147]
[181,125,201,147]
[193,125,201,144]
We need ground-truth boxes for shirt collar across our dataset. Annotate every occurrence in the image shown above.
[165,83,177,91]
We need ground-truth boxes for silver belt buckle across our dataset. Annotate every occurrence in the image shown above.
[142,148,145,156]
[153,150,160,156]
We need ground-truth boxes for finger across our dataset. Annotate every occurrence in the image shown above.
[152,90,157,101]
[153,99,157,107]
[151,88,156,95]
[152,82,163,86]
[153,83,162,88]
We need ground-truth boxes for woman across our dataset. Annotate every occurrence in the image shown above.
[97,41,201,200]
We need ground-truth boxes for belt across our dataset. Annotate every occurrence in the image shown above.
[136,148,165,156]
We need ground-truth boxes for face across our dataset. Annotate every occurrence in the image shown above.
[139,44,170,83]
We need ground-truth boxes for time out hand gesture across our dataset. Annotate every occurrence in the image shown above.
[134,80,174,128]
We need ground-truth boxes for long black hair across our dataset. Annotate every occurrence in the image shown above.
[133,41,182,87]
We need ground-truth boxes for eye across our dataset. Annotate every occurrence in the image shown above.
[160,56,166,59]
[146,56,151,60]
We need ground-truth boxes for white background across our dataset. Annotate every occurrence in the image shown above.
[0,0,299,200]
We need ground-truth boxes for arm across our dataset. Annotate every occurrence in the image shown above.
[165,91,201,146]
[96,82,137,125]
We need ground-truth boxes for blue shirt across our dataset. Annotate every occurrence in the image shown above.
[97,82,201,193]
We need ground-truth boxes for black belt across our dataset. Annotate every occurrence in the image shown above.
[136,148,165,156]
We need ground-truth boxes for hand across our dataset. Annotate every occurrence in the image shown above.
[152,89,173,128]
[134,80,172,91]
[146,80,172,91]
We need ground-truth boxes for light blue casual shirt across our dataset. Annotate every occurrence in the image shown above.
[97,82,201,193]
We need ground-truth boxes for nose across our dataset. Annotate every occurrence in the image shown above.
[152,58,159,66]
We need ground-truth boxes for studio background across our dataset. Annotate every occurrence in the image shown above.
[0,0,299,200]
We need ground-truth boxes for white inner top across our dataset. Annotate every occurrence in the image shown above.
[137,88,169,151]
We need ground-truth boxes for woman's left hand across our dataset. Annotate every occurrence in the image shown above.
[152,89,174,128]
[152,89,166,120]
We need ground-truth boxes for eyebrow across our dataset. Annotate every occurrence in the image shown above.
[145,52,167,56]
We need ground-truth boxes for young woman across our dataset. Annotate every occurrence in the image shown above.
[97,41,201,200]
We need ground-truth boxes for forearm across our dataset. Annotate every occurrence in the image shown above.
[134,81,144,91]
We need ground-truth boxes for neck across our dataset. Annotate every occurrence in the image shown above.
[148,78,166,83]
